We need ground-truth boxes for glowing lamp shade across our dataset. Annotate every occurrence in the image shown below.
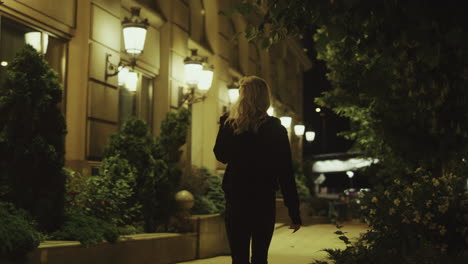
[279,116,292,129]
[294,125,305,136]
[305,131,316,142]
[125,71,138,91]
[118,66,129,86]
[123,26,147,54]
[184,63,203,85]
[267,107,274,116]
[25,32,48,54]
[197,67,214,91]
[228,87,239,103]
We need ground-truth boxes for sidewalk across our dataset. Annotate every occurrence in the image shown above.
[177,222,368,264]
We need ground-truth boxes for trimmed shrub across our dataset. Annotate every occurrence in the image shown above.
[51,211,119,248]
[0,45,66,232]
[0,202,43,259]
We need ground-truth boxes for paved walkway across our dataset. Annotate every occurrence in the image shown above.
[177,222,368,264]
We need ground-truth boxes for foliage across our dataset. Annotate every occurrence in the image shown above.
[237,1,468,262]
[51,211,119,248]
[102,118,162,232]
[0,45,67,232]
[189,167,225,215]
[0,202,43,259]
[150,107,191,229]
[359,168,468,261]
[99,108,191,232]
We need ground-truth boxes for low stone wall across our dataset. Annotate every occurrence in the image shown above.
[1,215,232,264]
[2,233,197,264]
[192,214,230,259]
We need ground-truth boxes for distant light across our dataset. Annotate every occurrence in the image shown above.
[294,125,305,136]
[312,158,379,173]
[315,107,321,113]
[267,106,274,116]
[279,116,292,129]
[200,9,206,15]
[346,171,354,178]
[0,61,8,67]
[305,131,316,142]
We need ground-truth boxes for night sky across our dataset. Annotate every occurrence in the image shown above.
[301,33,354,160]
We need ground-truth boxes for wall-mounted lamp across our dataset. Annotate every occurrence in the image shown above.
[105,7,149,80]
[25,31,48,54]
[305,131,316,142]
[280,116,292,129]
[294,125,305,136]
[179,49,214,106]
[227,78,240,103]
[198,63,214,91]
[267,106,274,116]
[184,49,204,85]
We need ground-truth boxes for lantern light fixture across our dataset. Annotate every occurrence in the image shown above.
[125,71,139,92]
[122,7,149,55]
[179,49,214,106]
[184,49,204,85]
[305,131,316,142]
[294,125,305,136]
[197,63,214,91]
[315,107,321,113]
[267,106,274,116]
[280,116,292,129]
[227,78,240,103]
[105,7,148,80]
[25,31,48,54]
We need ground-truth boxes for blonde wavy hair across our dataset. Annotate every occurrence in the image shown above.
[226,76,271,134]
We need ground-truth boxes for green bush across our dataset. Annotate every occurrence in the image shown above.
[86,156,141,225]
[188,167,225,215]
[0,45,67,232]
[51,211,119,248]
[0,202,43,259]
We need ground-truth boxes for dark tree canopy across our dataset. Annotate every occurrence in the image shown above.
[238,0,468,175]
[0,45,67,232]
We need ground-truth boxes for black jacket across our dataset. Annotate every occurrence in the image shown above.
[213,114,302,225]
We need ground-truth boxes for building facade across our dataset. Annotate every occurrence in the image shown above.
[0,0,311,175]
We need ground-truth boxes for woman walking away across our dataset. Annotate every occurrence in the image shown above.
[213,76,302,264]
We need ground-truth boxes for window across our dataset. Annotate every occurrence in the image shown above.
[118,71,153,129]
[0,16,67,106]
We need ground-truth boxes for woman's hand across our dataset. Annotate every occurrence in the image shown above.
[289,224,301,233]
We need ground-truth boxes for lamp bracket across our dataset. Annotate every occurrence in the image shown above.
[105,53,137,79]
[178,86,207,107]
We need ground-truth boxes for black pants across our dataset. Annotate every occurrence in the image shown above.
[224,193,276,264]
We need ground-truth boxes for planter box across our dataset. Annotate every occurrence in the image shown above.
[191,214,230,259]
[2,233,197,264]
[1,214,232,264]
